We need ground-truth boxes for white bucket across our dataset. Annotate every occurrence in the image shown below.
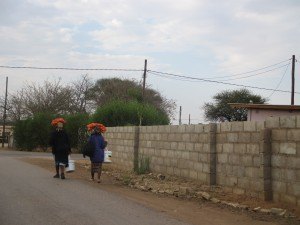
[104,150,112,163]
[66,159,75,173]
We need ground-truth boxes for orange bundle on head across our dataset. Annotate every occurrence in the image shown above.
[87,122,106,133]
[51,118,66,126]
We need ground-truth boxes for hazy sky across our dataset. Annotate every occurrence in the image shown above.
[0,0,300,124]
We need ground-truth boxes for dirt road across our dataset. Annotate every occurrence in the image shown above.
[0,150,296,225]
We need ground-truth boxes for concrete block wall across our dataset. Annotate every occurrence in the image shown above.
[215,121,266,198]
[138,124,214,184]
[104,126,136,170]
[103,115,300,207]
[266,116,300,206]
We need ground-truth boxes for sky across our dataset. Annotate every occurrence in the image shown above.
[0,0,300,124]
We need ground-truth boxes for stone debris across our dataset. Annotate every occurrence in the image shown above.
[211,198,220,203]
[253,207,261,212]
[270,208,285,215]
[104,169,297,220]
[260,208,271,214]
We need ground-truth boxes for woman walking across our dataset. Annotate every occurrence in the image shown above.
[86,123,106,183]
[50,118,71,179]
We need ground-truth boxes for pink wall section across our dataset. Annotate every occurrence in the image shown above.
[248,109,300,121]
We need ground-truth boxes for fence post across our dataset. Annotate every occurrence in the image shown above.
[208,123,217,185]
[133,126,140,172]
[260,128,272,201]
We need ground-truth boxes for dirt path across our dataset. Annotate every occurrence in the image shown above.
[20,157,300,225]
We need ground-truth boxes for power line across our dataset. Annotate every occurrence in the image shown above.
[210,63,290,81]
[148,70,300,94]
[268,62,291,99]
[204,58,291,79]
[0,65,143,72]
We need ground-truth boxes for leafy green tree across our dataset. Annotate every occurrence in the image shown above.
[203,89,267,122]
[92,100,170,126]
[14,113,52,151]
[89,78,175,119]
[64,113,89,148]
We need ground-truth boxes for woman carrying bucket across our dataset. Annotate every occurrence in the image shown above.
[86,122,106,183]
[49,118,71,179]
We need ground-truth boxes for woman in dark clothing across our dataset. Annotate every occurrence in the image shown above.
[87,123,106,183]
[49,118,71,179]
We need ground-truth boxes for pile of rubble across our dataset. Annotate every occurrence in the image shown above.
[103,170,298,219]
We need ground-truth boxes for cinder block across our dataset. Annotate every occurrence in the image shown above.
[234,144,247,154]
[223,143,234,153]
[283,169,297,182]
[166,166,174,175]
[251,132,260,142]
[237,178,250,189]
[199,153,208,162]
[253,156,260,167]
[198,172,207,183]
[228,155,240,164]
[231,122,244,131]
[288,158,300,169]
[195,124,204,133]
[232,165,245,177]
[240,132,252,143]
[271,155,286,167]
[279,142,296,155]
[220,122,231,132]
[194,143,204,151]
[281,194,297,205]
[272,130,287,141]
[186,142,194,151]
[272,181,287,193]
[177,142,186,150]
[287,182,300,196]
[190,134,199,142]
[246,144,259,154]
[217,153,228,163]
[287,129,300,141]
[280,116,296,128]
[216,133,227,143]
[244,121,257,132]
[233,188,245,195]
[296,116,300,128]
[189,170,198,180]
[241,155,253,167]
[186,124,196,132]
[266,117,280,128]
[227,177,238,186]
[180,169,189,178]
[227,133,238,142]
[245,167,260,178]
[193,162,203,171]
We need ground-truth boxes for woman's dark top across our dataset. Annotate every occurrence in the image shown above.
[49,129,71,164]
[89,133,106,163]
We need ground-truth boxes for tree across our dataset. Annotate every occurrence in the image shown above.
[69,74,94,114]
[203,89,267,122]
[7,79,73,119]
[92,100,170,126]
[89,78,176,119]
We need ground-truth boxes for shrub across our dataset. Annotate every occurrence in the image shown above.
[92,100,170,126]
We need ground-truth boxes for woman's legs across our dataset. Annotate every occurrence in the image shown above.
[59,165,65,179]
[97,163,102,183]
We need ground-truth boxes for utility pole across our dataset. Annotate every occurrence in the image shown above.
[139,59,147,126]
[291,55,295,105]
[2,77,8,147]
[179,106,182,125]
[142,59,147,101]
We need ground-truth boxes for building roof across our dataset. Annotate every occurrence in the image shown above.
[228,103,300,110]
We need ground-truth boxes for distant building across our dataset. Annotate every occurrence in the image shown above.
[229,103,300,122]
[0,122,14,143]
